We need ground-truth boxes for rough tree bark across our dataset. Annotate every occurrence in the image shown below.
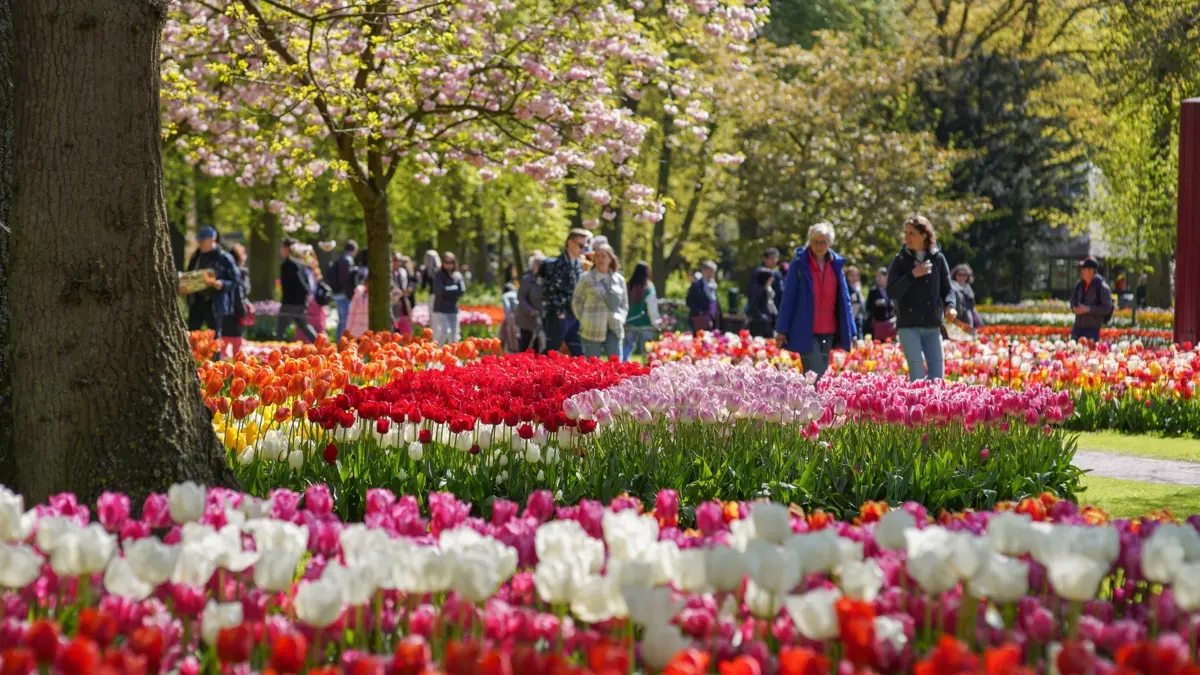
[0,0,14,489]
[9,0,237,504]
[248,209,281,302]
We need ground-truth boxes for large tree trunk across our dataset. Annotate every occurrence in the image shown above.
[9,0,236,504]
[0,0,14,489]
[651,120,673,293]
[248,209,280,302]
[364,189,393,331]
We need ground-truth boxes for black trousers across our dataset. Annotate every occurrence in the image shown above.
[187,301,223,339]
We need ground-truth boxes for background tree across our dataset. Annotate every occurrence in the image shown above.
[716,35,988,271]
[9,0,235,503]
[163,0,757,330]
[0,0,12,487]
[902,0,1100,301]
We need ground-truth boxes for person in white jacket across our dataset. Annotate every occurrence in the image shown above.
[571,244,628,358]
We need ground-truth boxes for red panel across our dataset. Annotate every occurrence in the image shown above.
[1176,99,1200,346]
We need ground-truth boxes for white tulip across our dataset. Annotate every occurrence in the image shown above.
[1172,562,1200,611]
[534,556,589,605]
[968,553,1029,603]
[640,622,691,671]
[36,516,75,554]
[0,543,43,589]
[391,547,452,594]
[621,585,683,628]
[294,577,345,627]
[947,532,988,580]
[705,545,748,593]
[1047,554,1107,602]
[171,543,218,587]
[123,538,179,586]
[0,488,26,543]
[338,525,391,568]
[840,559,884,602]
[287,449,304,470]
[168,482,207,524]
[245,519,310,556]
[744,579,786,619]
[750,502,792,545]
[663,547,711,594]
[200,600,244,645]
[1142,530,1187,584]
[602,510,659,563]
[536,520,605,573]
[875,615,908,651]
[408,442,424,462]
[785,587,842,641]
[745,539,802,596]
[785,529,839,577]
[451,552,504,604]
[50,523,116,577]
[875,509,916,551]
[986,512,1033,556]
[254,549,303,593]
[571,573,627,623]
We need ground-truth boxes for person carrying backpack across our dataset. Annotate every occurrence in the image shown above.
[1069,257,1114,342]
[327,240,359,340]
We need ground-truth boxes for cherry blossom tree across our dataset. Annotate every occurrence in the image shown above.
[161,0,764,329]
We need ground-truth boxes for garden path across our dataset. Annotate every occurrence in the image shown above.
[1073,450,1200,486]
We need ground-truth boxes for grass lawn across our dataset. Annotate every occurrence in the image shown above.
[1077,475,1200,519]
[1074,430,1200,464]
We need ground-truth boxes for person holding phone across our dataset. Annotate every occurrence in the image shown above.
[887,215,956,380]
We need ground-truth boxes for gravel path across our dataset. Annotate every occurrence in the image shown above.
[1074,450,1200,486]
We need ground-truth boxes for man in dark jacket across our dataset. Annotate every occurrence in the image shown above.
[275,237,319,342]
[183,226,239,340]
[1069,257,1114,342]
[540,228,591,355]
[327,240,358,340]
[747,247,783,309]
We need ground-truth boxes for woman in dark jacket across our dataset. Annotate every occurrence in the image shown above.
[865,267,896,341]
[887,215,956,381]
[686,261,722,332]
[220,243,251,358]
[745,268,778,339]
[773,222,857,379]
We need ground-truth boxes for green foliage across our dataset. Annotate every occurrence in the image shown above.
[231,417,1080,521]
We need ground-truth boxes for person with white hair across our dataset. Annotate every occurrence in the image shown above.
[516,251,546,352]
[686,260,723,332]
[774,222,857,379]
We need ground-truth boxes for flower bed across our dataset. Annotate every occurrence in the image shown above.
[2,484,1199,674]
[976,303,1173,330]
[648,331,1200,437]
[218,354,1077,520]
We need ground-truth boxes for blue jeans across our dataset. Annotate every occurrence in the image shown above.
[582,331,621,359]
[801,334,834,380]
[1071,325,1101,342]
[544,312,583,356]
[334,294,353,340]
[621,326,654,361]
[898,327,944,380]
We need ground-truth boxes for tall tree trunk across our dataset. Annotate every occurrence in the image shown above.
[506,215,523,276]
[651,121,673,293]
[248,209,280,302]
[9,0,236,504]
[473,213,489,288]
[563,172,585,231]
[0,0,14,490]
[363,188,393,331]
[603,206,625,261]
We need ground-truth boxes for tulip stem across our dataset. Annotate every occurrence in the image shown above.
[923,597,933,646]
[1067,601,1081,640]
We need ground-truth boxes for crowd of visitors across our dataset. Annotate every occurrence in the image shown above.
[180,214,1117,374]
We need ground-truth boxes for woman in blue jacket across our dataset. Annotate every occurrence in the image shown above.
[774,222,857,379]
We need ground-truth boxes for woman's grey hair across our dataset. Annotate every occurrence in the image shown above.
[700,260,718,272]
[528,250,546,270]
[423,250,440,271]
[808,222,836,245]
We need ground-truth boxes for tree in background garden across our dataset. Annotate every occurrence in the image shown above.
[713,33,988,268]
[901,0,1100,301]
[7,0,236,502]
[162,0,765,330]
[0,0,12,488]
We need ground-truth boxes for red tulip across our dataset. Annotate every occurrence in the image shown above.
[268,633,308,674]
[216,624,254,664]
[76,609,117,648]
[60,638,100,675]
[25,620,59,665]
[393,636,430,675]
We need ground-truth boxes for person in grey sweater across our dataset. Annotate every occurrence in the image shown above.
[516,251,545,352]
[431,252,466,345]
